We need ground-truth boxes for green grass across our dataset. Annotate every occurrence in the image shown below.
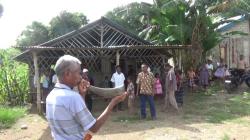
[221,134,230,140]
[184,83,250,123]
[0,106,27,129]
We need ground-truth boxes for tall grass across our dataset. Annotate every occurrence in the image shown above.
[0,48,29,105]
[0,106,26,129]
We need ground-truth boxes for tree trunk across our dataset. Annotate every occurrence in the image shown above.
[191,16,203,68]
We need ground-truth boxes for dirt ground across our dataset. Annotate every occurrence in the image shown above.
[1,91,250,140]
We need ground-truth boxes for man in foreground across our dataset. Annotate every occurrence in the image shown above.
[46,55,127,140]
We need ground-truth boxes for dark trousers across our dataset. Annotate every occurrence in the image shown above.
[42,88,49,113]
[85,94,93,112]
[140,94,156,118]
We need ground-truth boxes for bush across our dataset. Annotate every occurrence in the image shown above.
[0,106,26,129]
[0,48,29,105]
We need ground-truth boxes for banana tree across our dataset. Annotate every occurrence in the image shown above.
[106,0,248,70]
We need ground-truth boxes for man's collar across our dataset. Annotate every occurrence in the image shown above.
[54,83,72,90]
[116,72,122,74]
[142,71,149,74]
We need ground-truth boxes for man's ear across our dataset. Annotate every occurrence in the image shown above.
[64,69,71,78]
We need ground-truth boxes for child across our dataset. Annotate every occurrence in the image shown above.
[127,76,135,114]
[175,69,182,91]
[187,67,196,91]
[154,73,163,97]
[102,76,110,88]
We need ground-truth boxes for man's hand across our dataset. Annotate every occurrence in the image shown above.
[78,79,90,96]
[111,92,127,105]
[89,92,127,133]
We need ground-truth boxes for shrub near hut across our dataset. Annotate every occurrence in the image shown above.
[0,48,29,105]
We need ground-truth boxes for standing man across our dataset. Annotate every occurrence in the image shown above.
[206,58,214,84]
[163,63,178,111]
[46,55,127,140]
[82,68,94,112]
[41,71,49,112]
[111,65,125,111]
[136,63,156,120]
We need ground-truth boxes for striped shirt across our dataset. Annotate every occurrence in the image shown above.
[46,83,96,140]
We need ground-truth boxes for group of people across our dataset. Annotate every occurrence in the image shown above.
[186,55,247,91]
[45,55,182,139]
[44,54,248,140]
[186,58,226,91]
[108,63,182,120]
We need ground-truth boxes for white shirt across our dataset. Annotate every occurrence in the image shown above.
[46,83,96,140]
[207,64,213,70]
[40,75,49,88]
[111,72,125,87]
[52,74,57,84]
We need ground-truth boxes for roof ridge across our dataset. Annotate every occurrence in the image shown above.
[37,17,151,47]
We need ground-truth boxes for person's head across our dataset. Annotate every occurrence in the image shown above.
[82,68,89,75]
[127,76,133,83]
[116,65,121,73]
[54,55,82,88]
[164,63,172,71]
[176,69,182,75]
[225,64,228,68]
[155,73,159,78]
[208,60,212,64]
[207,56,213,64]
[141,63,148,73]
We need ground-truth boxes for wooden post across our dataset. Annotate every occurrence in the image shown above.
[162,55,166,65]
[124,57,128,75]
[32,51,42,114]
[116,50,120,66]
[178,50,182,69]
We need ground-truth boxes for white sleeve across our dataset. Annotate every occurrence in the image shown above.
[169,72,172,81]
[122,73,125,82]
[52,75,57,84]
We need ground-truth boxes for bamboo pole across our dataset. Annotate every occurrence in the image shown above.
[32,51,42,114]
[116,51,120,66]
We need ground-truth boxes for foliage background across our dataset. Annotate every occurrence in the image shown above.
[0,48,29,105]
